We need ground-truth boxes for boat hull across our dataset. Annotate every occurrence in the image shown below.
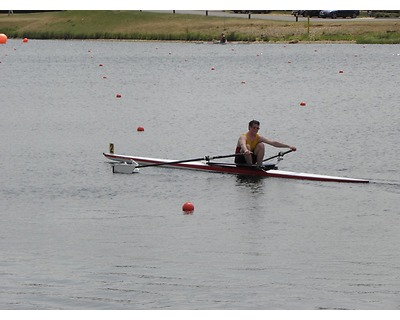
[103,153,369,183]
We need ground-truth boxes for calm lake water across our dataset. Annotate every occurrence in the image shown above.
[1,39,399,310]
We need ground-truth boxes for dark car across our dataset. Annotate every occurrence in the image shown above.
[301,10,321,17]
[319,10,360,19]
[233,10,271,14]
[292,10,321,17]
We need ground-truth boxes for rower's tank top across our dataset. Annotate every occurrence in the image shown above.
[246,133,259,151]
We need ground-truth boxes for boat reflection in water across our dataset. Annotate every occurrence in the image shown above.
[235,174,265,193]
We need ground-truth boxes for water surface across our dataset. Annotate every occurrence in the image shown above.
[1,40,399,309]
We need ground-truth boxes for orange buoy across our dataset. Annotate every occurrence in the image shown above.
[137,126,144,132]
[23,38,28,43]
[0,33,7,44]
[300,102,307,106]
[182,202,194,214]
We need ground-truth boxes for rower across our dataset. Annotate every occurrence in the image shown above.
[235,120,296,166]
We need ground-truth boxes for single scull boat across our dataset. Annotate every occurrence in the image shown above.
[103,152,369,183]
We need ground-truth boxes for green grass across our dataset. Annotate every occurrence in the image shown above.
[355,31,400,44]
[1,10,400,43]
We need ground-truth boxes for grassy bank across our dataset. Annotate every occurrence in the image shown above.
[1,10,400,43]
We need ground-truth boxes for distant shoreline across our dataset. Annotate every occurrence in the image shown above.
[3,38,359,45]
[1,10,399,44]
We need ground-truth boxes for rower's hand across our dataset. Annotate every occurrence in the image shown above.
[243,149,252,155]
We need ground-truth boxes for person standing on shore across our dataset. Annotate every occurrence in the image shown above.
[235,120,296,166]
[220,33,226,43]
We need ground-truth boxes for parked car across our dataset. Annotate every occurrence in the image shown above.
[304,10,322,17]
[250,11,271,14]
[233,10,271,14]
[302,10,321,17]
[319,10,360,19]
[292,10,321,17]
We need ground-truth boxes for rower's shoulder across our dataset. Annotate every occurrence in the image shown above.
[257,134,269,141]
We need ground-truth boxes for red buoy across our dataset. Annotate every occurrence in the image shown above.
[182,202,194,214]
[137,126,144,132]
[0,33,7,44]
[339,70,344,74]
[300,102,306,106]
[116,94,122,98]
[23,38,28,43]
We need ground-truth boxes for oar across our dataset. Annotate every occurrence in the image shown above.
[263,149,294,162]
[135,153,240,169]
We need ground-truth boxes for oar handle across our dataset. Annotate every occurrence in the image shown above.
[263,149,294,162]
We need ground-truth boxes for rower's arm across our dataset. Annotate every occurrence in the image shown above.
[260,136,296,151]
[238,135,251,154]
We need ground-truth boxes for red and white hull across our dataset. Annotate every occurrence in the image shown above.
[103,153,369,183]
